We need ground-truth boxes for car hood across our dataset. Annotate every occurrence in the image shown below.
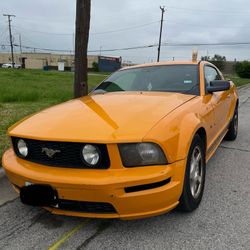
[9,92,195,143]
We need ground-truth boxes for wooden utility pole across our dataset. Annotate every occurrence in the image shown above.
[74,0,91,98]
[3,14,16,68]
[157,6,165,62]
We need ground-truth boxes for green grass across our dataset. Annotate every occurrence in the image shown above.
[225,74,250,87]
[0,69,107,103]
[0,68,108,163]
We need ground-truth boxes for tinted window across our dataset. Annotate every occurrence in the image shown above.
[95,65,199,95]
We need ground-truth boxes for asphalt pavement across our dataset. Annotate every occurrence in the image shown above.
[0,85,249,250]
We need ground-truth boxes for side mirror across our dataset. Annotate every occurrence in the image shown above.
[207,80,230,93]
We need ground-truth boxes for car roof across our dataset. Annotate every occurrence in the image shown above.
[121,60,200,71]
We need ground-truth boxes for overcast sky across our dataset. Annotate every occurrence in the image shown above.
[1,0,250,63]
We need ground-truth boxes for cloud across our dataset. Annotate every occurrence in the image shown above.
[1,0,250,62]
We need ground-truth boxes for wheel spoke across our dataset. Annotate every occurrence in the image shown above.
[189,145,204,199]
[191,153,196,165]
[190,181,195,197]
[196,175,202,184]
[190,162,196,179]
[195,152,201,164]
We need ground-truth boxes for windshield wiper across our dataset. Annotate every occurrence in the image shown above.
[91,89,107,95]
[95,81,125,92]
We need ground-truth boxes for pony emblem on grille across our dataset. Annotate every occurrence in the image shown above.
[41,147,61,158]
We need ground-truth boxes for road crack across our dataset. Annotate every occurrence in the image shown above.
[0,197,18,208]
[220,145,250,153]
[239,96,250,107]
[76,220,112,250]
[28,209,48,229]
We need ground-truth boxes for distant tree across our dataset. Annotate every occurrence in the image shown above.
[74,0,91,98]
[92,61,99,72]
[201,55,211,61]
[201,54,227,71]
[235,61,250,78]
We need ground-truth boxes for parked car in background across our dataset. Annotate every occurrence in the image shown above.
[2,60,238,220]
[2,63,21,69]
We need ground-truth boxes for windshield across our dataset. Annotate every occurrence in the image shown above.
[95,65,200,95]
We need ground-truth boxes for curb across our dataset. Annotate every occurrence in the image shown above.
[0,168,5,179]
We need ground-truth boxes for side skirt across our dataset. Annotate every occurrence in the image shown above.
[206,125,229,163]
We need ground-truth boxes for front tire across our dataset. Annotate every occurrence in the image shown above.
[179,134,206,212]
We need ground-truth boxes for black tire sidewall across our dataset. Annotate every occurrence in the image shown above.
[225,105,238,141]
[231,107,238,138]
[180,134,206,211]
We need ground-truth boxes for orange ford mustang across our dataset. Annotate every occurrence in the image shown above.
[2,61,238,220]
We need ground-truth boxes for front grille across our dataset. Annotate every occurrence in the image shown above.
[56,200,117,214]
[12,137,110,169]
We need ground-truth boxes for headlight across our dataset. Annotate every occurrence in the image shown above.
[82,144,101,167]
[17,139,28,157]
[118,143,167,167]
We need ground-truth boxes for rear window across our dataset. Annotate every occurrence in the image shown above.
[95,65,199,95]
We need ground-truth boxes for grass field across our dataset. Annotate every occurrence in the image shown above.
[0,68,250,165]
[0,68,108,162]
[224,74,250,87]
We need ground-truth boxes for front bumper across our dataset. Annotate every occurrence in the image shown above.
[2,149,186,220]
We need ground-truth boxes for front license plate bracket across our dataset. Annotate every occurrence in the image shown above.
[20,184,58,207]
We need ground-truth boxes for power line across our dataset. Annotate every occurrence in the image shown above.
[0,27,9,43]
[162,42,250,47]
[1,41,250,54]
[0,43,156,53]
[15,44,72,53]
[89,42,250,52]
[15,15,73,24]
[11,21,160,37]
[10,19,250,40]
[168,6,250,15]
[91,21,160,35]
[167,20,250,29]
[89,44,156,52]
[12,25,73,36]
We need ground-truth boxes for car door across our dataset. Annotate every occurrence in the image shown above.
[204,65,231,138]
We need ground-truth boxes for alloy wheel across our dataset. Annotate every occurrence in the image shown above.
[189,146,204,199]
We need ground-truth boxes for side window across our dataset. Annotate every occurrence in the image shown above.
[204,66,221,89]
